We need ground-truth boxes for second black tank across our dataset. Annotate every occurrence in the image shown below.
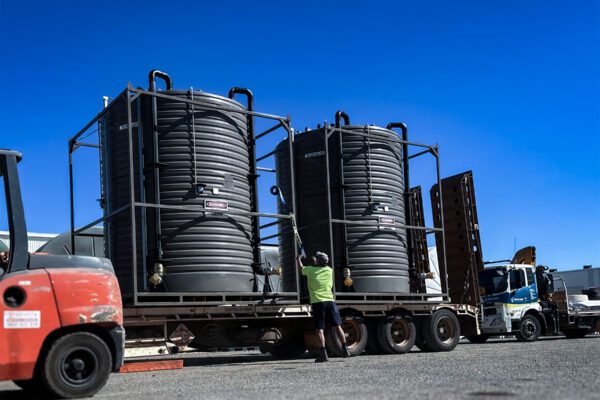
[275,112,410,294]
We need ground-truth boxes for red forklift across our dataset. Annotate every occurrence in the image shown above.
[0,149,124,398]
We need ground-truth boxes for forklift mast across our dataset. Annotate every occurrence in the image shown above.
[0,149,29,274]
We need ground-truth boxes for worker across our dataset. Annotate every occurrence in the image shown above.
[297,251,351,362]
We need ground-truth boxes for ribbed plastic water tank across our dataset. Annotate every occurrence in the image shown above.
[101,78,255,296]
[36,227,104,256]
[275,121,409,293]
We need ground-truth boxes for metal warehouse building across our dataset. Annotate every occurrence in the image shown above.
[0,231,57,253]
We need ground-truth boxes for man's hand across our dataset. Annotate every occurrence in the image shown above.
[296,255,304,269]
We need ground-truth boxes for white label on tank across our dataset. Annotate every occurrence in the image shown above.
[205,200,229,211]
[304,151,325,159]
[4,311,41,329]
[378,216,396,225]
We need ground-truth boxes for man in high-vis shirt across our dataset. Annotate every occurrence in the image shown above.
[298,251,351,362]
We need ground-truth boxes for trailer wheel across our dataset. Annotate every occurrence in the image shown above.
[515,314,541,342]
[326,316,368,357]
[422,309,460,352]
[41,331,112,399]
[466,334,490,344]
[563,329,589,339]
[376,315,416,354]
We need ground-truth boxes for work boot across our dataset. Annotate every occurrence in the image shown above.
[315,347,329,363]
[341,343,351,358]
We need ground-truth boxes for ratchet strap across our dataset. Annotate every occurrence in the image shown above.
[271,186,306,257]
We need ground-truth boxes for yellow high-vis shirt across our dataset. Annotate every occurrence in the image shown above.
[301,266,334,304]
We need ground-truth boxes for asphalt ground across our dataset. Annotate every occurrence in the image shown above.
[1,336,599,400]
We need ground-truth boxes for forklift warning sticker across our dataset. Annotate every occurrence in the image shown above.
[3,311,41,329]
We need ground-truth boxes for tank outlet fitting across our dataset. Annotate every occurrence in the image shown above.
[420,272,435,280]
[149,263,165,286]
[343,268,353,287]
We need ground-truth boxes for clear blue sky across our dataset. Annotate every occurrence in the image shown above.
[0,1,598,270]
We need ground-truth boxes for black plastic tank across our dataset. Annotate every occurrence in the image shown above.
[100,71,256,296]
[275,114,409,293]
[36,227,104,256]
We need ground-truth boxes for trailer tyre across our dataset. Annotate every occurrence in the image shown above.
[515,314,541,342]
[376,315,416,354]
[42,331,112,399]
[466,334,490,344]
[422,309,460,352]
[326,316,368,357]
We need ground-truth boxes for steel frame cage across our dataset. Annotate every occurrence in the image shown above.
[68,83,302,306]
[317,123,450,303]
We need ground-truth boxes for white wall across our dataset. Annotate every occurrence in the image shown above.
[0,231,58,253]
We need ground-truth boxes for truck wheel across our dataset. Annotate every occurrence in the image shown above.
[376,315,416,354]
[41,331,112,399]
[563,329,589,339]
[365,320,384,354]
[422,309,460,352]
[515,314,541,342]
[326,316,368,357]
[466,335,490,344]
[414,316,431,352]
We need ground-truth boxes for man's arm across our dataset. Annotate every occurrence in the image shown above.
[297,256,304,270]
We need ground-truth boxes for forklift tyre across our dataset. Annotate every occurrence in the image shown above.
[422,309,460,352]
[42,331,112,399]
[465,335,490,344]
[514,314,541,342]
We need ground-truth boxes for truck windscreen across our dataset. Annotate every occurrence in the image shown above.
[479,269,508,295]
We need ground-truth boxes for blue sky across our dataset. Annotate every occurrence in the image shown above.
[0,1,598,270]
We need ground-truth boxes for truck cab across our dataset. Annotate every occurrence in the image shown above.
[478,264,542,341]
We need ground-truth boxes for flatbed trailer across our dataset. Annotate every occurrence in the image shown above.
[67,72,480,359]
[121,300,478,358]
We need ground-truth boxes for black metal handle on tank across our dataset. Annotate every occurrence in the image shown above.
[335,110,350,128]
[148,70,173,92]
[386,122,413,281]
[147,69,173,262]
[228,88,262,274]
